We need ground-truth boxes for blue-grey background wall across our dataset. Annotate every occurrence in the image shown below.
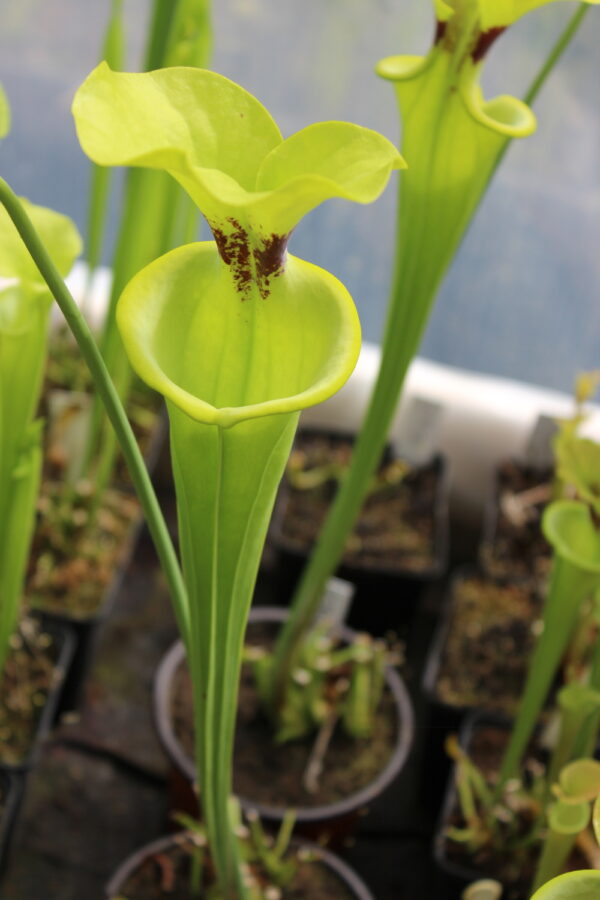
[0,1,598,391]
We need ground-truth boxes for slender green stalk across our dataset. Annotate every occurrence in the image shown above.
[573,625,600,758]
[269,2,594,705]
[525,4,590,107]
[82,0,124,295]
[0,178,189,644]
[489,4,590,182]
[0,435,41,673]
[143,0,179,71]
[532,827,581,894]
[546,685,600,791]
[496,558,596,791]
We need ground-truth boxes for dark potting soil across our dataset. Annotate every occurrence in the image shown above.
[435,576,542,713]
[442,726,588,900]
[172,625,397,809]
[0,617,59,765]
[276,432,438,573]
[112,837,355,899]
[26,481,139,618]
[480,461,553,583]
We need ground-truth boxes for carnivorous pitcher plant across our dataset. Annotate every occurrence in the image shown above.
[72,63,403,897]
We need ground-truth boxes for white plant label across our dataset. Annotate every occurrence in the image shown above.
[394,395,443,464]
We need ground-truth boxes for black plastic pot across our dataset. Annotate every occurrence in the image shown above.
[104,831,376,900]
[421,568,541,813]
[270,429,450,635]
[0,771,24,877]
[478,458,552,586]
[433,713,533,900]
[0,617,76,772]
[33,511,145,716]
[31,408,168,716]
[154,607,415,845]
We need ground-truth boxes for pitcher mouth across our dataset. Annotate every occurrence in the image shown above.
[117,243,361,430]
[207,217,291,301]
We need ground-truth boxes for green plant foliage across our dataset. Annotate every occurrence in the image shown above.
[0,197,81,672]
[73,64,402,899]
[272,0,597,704]
[557,759,600,804]
[498,501,600,789]
[555,434,600,516]
[547,798,590,834]
[593,792,600,843]
[530,870,600,899]
[73,64,404,245]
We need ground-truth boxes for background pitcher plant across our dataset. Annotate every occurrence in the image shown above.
[275,0,600,691]
[0,92,82,673]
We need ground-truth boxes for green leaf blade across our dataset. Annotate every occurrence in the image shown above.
[72,63,282,192]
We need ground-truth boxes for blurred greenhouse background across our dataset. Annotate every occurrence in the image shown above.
[0,0,598,392]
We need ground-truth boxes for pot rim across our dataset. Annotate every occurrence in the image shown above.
[154,605,414,823]
[104,831,376,900]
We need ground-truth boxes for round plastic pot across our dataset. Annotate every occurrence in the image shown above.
[154,606,415,845]
[269,429,450,635]
[104,831,376,900]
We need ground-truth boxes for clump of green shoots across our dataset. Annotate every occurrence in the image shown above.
[110,808,299,899]
[286,442,409,497]
[250,619,390,749]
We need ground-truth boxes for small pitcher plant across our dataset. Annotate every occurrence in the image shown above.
[71,63,403,897]
[0,91,82,672]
